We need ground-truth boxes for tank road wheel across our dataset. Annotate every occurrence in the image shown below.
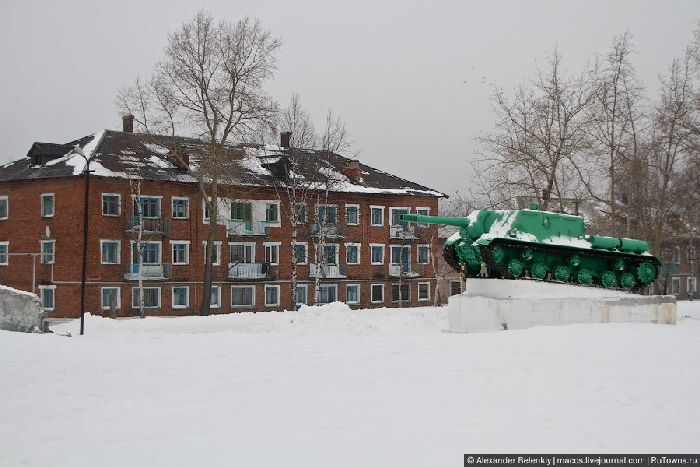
[554,265,570,282]
[577,268,593,286]
[531,262,547,280]
[614,259,626,271]
[600,271,617,289]
[507,258,524,278]
[490,245,505,264]
[619,272,636,290]
[521,248,533,261]
[569,255,581,267]
[636,262,657,285]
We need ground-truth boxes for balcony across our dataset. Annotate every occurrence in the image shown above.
[125,216,171,235]
[227,220,270,237]
[311,223,346,238]
[390,224,418,239]
[309,263,347,279]
[227,262,273,280]
[389,263,420,278]
[124,263,171,281]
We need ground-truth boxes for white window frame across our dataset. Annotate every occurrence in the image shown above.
[293,242,308,265]
[229,242,256,264]
[317,283,338,304]
[41,193,55,218]
[346,283,360,305]
[133,195,162,219]
[131,287,161,309]
[171,285,190,309]
[203,241,221,266]
[294,202,307,224]
[345,204,360,225]
[101,193,121,216]
[39,285,56,311]
[0,241,8,266]
[203,198,211,224]
[295,284,308,306]
[316,243,340,265]
[171,196,190,219]
[371,283,384,304]
[264,242,281,266]
[40,240,55,264]
[131,240,162,265]
[671,276,681,295]
[231,285,256,307]
[101,287,121,310]
[390,244,411,265]
[0,195,8,220]
[170,240,190,265]
[100,239,121,265]
[345,243,361,265]
[417,244,430,264]
[316,203,339,225]
[389,207,410,227]
[370,205,385,227]
[415,207,430,226]
[418,282,431,301]
[370,243,385,265]
[687,277,697,296]
[210,285,222,309]
[391,283,410,303]
[264,284,280,307]
[264,201,281,225]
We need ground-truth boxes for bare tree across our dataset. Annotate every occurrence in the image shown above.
[116,11,282,315]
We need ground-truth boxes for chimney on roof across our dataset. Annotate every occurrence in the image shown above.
[342,159,361,182]
[122,114,134,133]
[280,131,292,149]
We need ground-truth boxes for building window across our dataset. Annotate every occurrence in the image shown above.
[417,245,430,264]
[40,240,55,264]
[296,284,308,307]
[41,193,55,217]
[346,244,360,265]
[370,244,384,265]
[689,246,697,262]
[317,205,338,225]
[294,243,307,265]
[100,240,120,264]
[0,195,7,220]
[101,287,121,311]
[265,202,279,223]
[231,285,255,307]
[265,285,280,307]
[102,194,120,216]
[134,196,160,218]
[371,284,384,303]
[0,242,8,265]
[418,282,430,301]
[264,243,280,265]
[346,204,359,225]
[416,207,430,226]
[390,245,410,267]
[132,241,161,265]
[671,276,680,295]
[172,286,189,309]
[203,200,211,223]
[203,241,221,266]
[229,243,254,263]
[132,287,161,308]
[210,285,221,308]
[39,286,55,311]
[390,207,409,227]
[172,197,189,219]
[687,277,697,298]
[231,201,252,222]
[370,206,384,227]
[391,283,410,303]
[171,241,190,265]
[318,244,338,264]
[294,203,307,224]
[317,284,337,304]
[346,284,360,305]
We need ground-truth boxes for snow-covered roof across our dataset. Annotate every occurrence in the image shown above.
[0,130,446,198]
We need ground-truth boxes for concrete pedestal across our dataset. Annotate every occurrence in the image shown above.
[448,279,676,332]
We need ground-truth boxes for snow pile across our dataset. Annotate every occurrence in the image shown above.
[0,303,698,466]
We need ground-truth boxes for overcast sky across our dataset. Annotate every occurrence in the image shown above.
[0,0,697,196]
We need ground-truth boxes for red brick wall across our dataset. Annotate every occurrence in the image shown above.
[0,175,440,317]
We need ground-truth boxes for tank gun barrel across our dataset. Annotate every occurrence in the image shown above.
[400,214,470,228]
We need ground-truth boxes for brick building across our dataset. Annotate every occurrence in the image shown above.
[0,122,445,317]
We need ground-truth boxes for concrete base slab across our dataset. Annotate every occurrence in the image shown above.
[448,279,676,332]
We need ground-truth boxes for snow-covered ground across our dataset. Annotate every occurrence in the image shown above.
[1,301,699,466]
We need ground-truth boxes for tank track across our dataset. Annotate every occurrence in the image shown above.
[480,239,657,293]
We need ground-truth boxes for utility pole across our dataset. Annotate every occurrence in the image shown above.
[74,145,94,336]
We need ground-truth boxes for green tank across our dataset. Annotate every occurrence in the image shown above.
[401,206,660,291]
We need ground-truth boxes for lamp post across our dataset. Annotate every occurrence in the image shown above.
[73,145,93,335]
